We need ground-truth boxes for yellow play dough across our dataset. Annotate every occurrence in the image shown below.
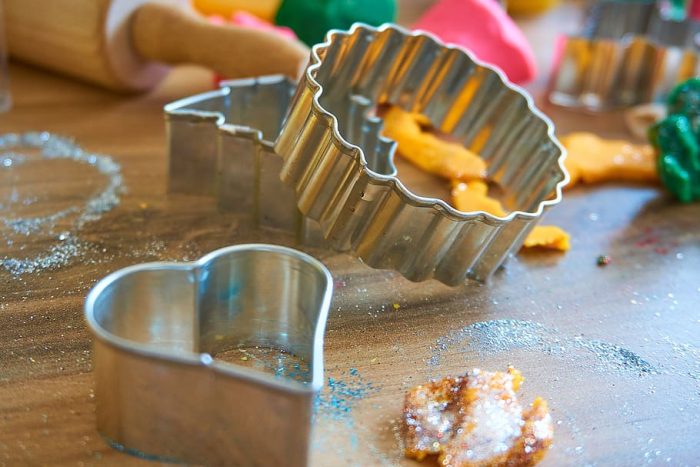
[191,0,281,21]
[382,106,486,181]
[451,181,570,251]
[508,0,559,15]
[383,105,570,252]
[561,132,659,187]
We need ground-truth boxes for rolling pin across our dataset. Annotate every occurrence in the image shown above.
[4,0,309,92]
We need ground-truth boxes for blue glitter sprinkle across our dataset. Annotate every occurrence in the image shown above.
[315,369,377,421]
[313,368,383,460]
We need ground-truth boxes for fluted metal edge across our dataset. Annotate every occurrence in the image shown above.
[276,23,568,284]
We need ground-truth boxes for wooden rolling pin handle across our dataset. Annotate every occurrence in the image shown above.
[131,3,309,80]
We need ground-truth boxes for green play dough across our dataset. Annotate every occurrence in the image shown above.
[275,0,396,46]
[649,79,700,203]
[666,78,700,138]
[650,115,700,202]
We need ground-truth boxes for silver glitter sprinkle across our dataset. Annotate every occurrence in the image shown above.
[428,319,657,375]
[1,236,82,275]
[0,132,125,275]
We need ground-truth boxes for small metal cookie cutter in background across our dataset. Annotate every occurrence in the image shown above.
[548,0,700,111]
[85,244,332,466]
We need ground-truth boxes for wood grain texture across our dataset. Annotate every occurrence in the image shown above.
[5,0,164,91]
[5,0,307,92]
[131,2,308,80]
[1,3,699,466]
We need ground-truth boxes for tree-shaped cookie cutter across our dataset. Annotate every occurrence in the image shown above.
[85,244,332,466]
[166,75,331,245]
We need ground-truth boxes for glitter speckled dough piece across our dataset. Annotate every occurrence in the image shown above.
[561,132,659,187]
[508,397,554,467]
[404,376,466,460]
[451,182,570,251]
[381,106,487,181]
[403,368,553,467]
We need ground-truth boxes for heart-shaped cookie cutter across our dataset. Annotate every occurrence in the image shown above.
[85,244,332,466]
[276,23,568,284]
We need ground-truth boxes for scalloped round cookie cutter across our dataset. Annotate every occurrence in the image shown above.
[85,243,332,466]
[275,23,568,285]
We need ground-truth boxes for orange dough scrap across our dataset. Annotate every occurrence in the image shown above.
[561,132,659,188]
[522,225,570,251]
[403,368,553,467]
[381,106,487,181]
[451,181,570,251]
[382,105,569,252]
[450,180,507,216]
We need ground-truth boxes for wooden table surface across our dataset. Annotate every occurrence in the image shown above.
[1,3,699,466]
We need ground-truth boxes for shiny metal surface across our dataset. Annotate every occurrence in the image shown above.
[276,23,568,284]
[84,244,333,466]
[548,0,700,111]
[165,27,567,286]
[165,75,326,243]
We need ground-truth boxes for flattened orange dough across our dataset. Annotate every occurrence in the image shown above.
[451,180,507,216]
[522,225,570,251]
[561,132,659,187]
[451,181,570,251]
[382,106,487,181]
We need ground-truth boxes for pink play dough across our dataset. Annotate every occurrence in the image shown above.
[208,11,298,85]
[691,0,700,20]
[413,0,537,83]
[231,11,297,40]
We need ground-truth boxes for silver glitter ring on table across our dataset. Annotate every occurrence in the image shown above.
[275,23,568,285]
[0,132,123,275]
[85,243,332,466]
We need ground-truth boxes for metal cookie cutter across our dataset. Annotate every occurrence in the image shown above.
[165,75,331,244]
[276,23,568,285]
[85,244,332,466]
[548,0,700,111]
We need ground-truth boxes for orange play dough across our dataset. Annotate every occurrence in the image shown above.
[382,105,570,252]
[451,181,570,251]
[381,106,487,181]
[521,225,571,251]
[561,132,659,187]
